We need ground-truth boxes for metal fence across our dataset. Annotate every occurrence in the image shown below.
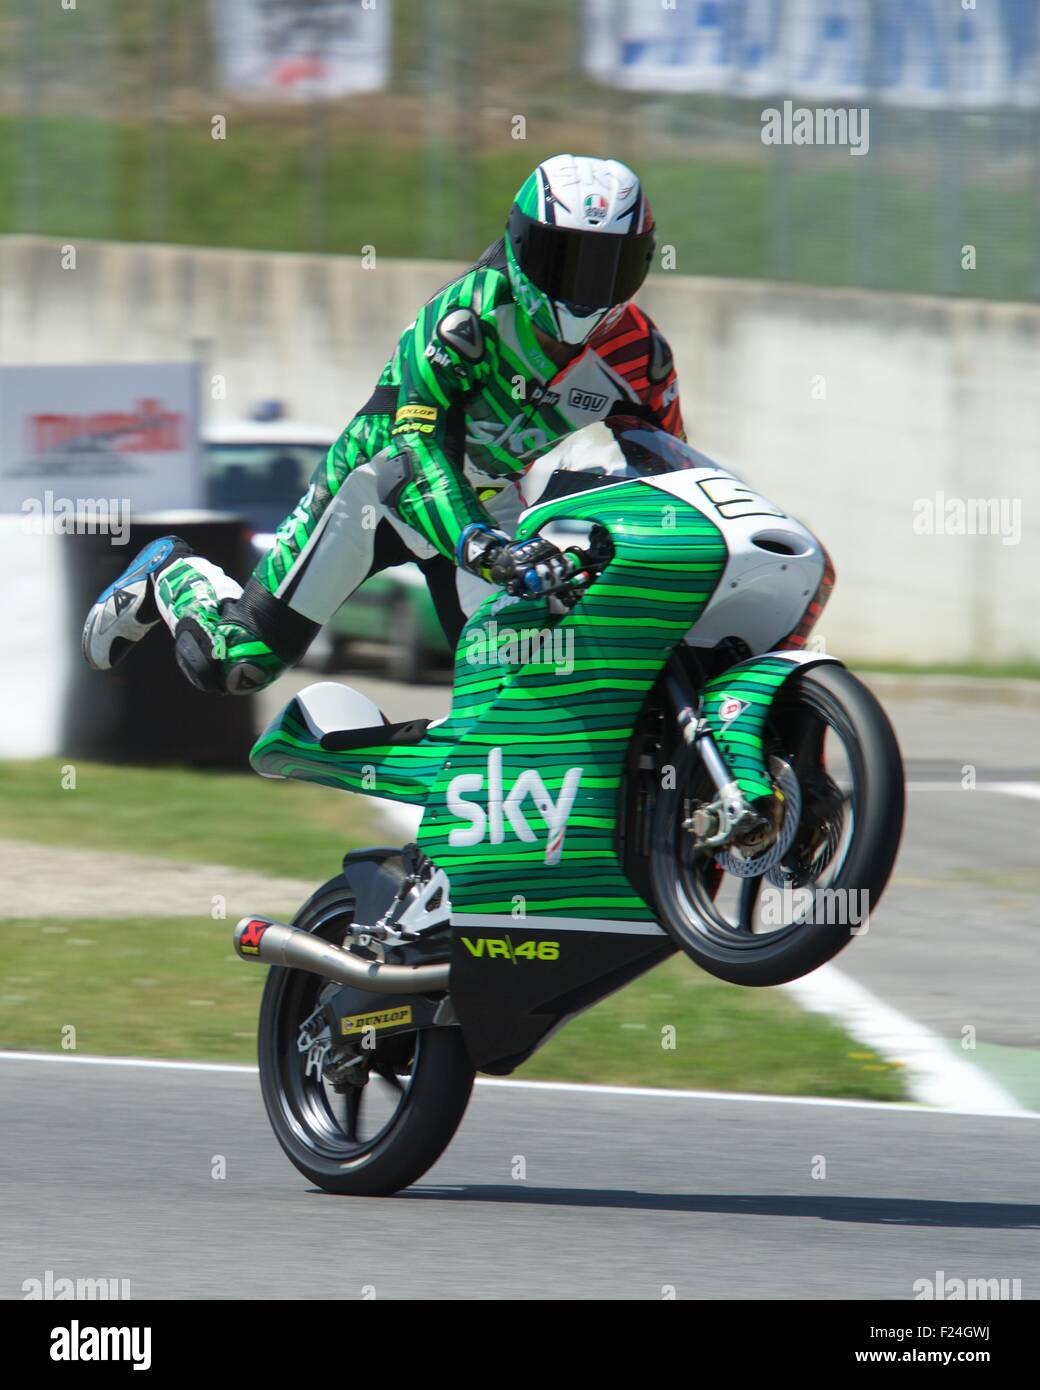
[2,0,1038,301]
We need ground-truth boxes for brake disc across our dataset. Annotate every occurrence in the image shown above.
[771,780,846,888]
[715,756,802,879]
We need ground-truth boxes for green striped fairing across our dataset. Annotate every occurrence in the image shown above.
[700,657,806,802]
[249,698,451,805]
[252,480,729,922]
[414,481,727,919]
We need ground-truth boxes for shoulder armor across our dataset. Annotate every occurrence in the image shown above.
[437,307,485,363]
[648,328,674,384]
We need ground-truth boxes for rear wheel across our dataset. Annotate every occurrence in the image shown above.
[650,665,904,986]
[257,877,473,1196]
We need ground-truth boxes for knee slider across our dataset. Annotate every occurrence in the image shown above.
[173,619,230,694]
[173,619,276,695]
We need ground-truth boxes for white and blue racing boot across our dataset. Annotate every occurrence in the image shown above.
[81,535,191,670]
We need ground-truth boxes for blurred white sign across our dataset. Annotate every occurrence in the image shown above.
[0,363,201,517]
[584,0,1040,108]
[210,0,391,99]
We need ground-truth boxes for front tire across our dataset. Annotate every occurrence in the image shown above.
[650,665,904,986]
[257,876,473,1196]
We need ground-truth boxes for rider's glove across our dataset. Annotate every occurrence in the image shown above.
[456,523,510,582]
[487,536,587,600]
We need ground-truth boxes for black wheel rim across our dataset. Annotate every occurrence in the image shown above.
[272,915,421,1165]
[669,677,861,953]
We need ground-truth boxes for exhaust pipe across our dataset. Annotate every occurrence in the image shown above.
[233,917,450,994]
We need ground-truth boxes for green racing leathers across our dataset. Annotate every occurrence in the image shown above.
[154,237,686,694]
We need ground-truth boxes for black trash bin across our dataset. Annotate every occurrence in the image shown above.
[63,514,258,769]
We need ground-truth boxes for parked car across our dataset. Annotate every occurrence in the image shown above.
[202,416,449,679]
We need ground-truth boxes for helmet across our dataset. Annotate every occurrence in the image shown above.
[505,155,656,346]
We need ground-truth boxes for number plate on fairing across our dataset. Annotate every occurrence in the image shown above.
[645,469,826,656]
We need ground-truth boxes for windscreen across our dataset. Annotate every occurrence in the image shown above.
[535,418,713,504]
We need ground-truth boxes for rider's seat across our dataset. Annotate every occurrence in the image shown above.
[292,681,430,752]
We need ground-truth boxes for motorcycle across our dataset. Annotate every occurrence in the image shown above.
[233,416,905,1196]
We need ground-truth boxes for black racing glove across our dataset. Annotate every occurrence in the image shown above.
[487,536,589,600]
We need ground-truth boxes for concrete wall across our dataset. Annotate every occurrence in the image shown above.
[2,235,1036,664]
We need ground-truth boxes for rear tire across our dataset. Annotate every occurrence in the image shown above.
[257,876,473,1196]
[650,665,904,986]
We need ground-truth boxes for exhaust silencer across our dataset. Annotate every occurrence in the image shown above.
[233,916,449,994]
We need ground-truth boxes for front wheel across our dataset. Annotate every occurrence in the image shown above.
[257,876,474,1196]
[650,665,904,987]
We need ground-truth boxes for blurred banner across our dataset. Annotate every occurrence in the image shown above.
[5,0,1039,300]
[584,0,1040,107]
[0,364,202,517]
[209,0,391,98]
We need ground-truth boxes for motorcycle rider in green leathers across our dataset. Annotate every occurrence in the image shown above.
[83,155,685,690]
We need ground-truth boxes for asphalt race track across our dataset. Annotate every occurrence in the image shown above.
[265,670,1040,1107]
[1,1056,1038,1300]
[2,676,1037,1301]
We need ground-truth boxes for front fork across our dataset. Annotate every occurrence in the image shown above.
[664,657,773,851]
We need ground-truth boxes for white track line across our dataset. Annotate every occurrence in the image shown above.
[0,1051,255,1075]
[375,802,1031,1116]
[907,779,1040,796]
[1,1049,1036,1120]
[789,781,1040,1115]
[984,781,1040,802]
[782,965,1023,1114]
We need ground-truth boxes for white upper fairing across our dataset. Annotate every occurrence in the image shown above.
[537,155,646,235]
[644,471,825,655]
[521,426,825,656]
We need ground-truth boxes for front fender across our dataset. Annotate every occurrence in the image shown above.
[699,652,843,801]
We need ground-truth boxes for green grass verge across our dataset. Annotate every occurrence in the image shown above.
[524,955,905,1099]
[0,758,373,883]
[0,758,908,1099]
[852,660,1040,683]
[3,111,1036,302]
[0,916,905,1099]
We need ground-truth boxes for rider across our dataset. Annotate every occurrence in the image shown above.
[83,154,686,692]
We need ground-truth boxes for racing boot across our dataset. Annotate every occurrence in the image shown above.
[153,556,288,694]
[81,535,192,671]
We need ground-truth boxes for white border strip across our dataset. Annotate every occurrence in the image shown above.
[782,964,1025,1115]
[908,780,1040,796]
[0,1051,255,1075]
[453,913,666,936]
[1,1050,1036,1120]
[985,782,1040,802]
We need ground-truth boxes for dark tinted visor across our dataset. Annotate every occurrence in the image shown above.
[507,207,654,311]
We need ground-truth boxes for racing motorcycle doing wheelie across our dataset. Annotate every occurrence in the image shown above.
[233,416,905,1196]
